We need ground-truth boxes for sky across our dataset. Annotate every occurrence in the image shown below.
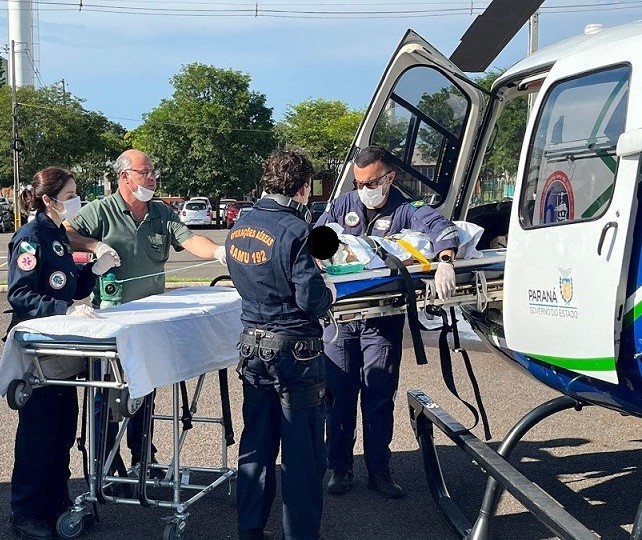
[1,0,642,131]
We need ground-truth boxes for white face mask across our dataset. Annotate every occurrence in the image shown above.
[129,183,155,202]
[357,184,386,209]
[52,195,82,220]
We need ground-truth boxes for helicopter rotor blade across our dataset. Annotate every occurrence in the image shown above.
[450,0,545,73]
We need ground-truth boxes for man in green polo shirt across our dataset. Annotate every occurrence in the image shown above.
[63,148,226,468]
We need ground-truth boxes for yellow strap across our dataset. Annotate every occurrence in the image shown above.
[394,239,432,272]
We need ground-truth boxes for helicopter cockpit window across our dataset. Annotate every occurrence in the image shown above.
[370,65,470,206]
[519,65,630,228]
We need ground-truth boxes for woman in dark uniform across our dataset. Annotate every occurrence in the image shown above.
[6,167,119,539]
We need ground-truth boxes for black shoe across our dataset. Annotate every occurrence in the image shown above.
[367,470,404,499]
[8,513,55,539]
[238,528,273,539]
[132,454,164,479]
[327,470,353,495]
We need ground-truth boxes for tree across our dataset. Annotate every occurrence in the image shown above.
[130,63,276,199]
[475,70,528,180]
[277,99,363,172]
[0,84,127,193]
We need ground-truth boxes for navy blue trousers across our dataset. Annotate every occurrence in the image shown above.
[237,351,327,540]
[11,384,78,521]
[323,314,405,476]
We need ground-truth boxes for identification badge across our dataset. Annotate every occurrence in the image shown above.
[52,241,65,256]
[345,212,360,227]
[16,253,37,271]
[49,271,67,289]
[374,219,391,232]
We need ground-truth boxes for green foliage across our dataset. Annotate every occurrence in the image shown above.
[0,84,127,193]
[475,70,528,179]
[130,63,276,199]
[277,99,363,171]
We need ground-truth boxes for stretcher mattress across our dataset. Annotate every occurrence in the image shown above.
[330,249,505,299]
[0,287,243,399]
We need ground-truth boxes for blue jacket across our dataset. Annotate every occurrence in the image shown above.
[316,187,459,255]
[225,198,333,338]
[7,211,97,326]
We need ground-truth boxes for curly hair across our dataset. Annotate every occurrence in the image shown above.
[262,150,315,197]
[19,167,74,213]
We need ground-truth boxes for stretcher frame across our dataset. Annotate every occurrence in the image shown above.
[328,250,505,323]
[11,336,236,540]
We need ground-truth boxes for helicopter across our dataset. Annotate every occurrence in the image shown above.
[322,0,642,538]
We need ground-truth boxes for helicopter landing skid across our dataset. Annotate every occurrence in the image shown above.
[407,391,597,540]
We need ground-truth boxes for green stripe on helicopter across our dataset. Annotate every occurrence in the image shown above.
[527,353,615,371]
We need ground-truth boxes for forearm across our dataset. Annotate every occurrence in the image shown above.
[63,222,101,252]
[181,235,220,259]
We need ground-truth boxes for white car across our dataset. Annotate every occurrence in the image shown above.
[180,200,212,227]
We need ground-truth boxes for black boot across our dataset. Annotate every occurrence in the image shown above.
[8,513,55,539]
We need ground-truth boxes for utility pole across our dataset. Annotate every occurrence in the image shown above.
[11,40,21,231]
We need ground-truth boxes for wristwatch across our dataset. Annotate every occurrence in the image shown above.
[438,253,454,264]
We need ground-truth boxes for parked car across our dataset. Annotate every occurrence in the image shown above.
[226,201,254,228]
[0,209,13,232]
[0,197,12,212]
[217,199,236,227]
[180,200,212,227]
[235,205,253,223]
[309,201,328,224]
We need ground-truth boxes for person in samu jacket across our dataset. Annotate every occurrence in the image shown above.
[6,167,119,540]
[316,145,459,500]
[226,151,335,540]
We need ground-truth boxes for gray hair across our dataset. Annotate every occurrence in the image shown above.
[114,153,133,176]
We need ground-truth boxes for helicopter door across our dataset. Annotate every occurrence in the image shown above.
[331,30,484,218]
[504,61,632,385]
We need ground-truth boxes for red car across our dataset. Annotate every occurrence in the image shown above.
[226,201,254,228]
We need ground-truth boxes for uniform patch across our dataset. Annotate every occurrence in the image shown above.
[345,212,360,227]
[52,241,65,256]
[411,200,426,208]
[49,271,67,289]
[16,253,37,271]
[228,226,274,266]
[374,219,391,232]
[18,241,37,255]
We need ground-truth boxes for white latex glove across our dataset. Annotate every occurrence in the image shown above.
[94,241,121,266]
[323,275,337,304]
[92,251,120,275]
[214,245,227,264]
[434,262,456,300]
[66,304,100,319]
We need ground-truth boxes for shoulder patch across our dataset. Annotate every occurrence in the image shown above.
[16,253,37,271]
[410,200,427,208]
[19,241,38,255]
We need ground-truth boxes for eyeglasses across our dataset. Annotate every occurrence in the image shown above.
[125,168,161,180]
[352,171,392,190]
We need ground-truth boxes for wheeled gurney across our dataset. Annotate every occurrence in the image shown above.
[0,286,243,539]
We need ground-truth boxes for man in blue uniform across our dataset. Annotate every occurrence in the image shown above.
[226,150,335,540]
[316,145,459,499]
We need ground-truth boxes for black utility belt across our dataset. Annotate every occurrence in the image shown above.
[238,329,323,361]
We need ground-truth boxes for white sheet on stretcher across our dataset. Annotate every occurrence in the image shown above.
[0,287,243,399]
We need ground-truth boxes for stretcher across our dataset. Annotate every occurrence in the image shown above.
[0,286,243,540]
[328,248,505,323]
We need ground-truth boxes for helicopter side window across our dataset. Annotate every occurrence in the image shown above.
[370,65,471,206]
[519,65,630,228]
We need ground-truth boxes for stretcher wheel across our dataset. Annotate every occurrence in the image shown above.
[163,521,186,539]
[56,510,85,539]
[7,379,31,410]
[118,387,144,418]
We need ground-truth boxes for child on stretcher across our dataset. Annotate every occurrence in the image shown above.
[322,221,484,273]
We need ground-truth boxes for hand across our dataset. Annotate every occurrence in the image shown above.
[434,261,456,300]
[323,275,337,303]
[92,251,120,275]
[66,304,100,319]
[214,245,227,264]
[94,241,121,265]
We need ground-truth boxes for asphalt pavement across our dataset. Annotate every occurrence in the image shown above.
[0,228,641,539]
